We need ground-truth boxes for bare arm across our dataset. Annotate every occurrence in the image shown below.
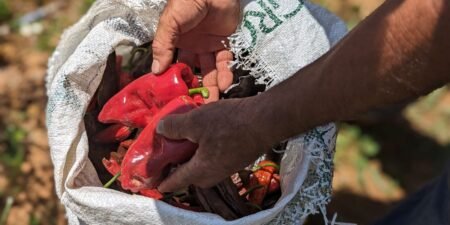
[157,0,450,192]
[254,0,450,143]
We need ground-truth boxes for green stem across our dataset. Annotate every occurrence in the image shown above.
[253,162,280,172]
[188,87,209,99]
[104,172,121,188]
[241,184,265,196]
[0,196,14,225]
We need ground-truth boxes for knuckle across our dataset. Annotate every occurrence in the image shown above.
[187,110,202,126]
[151,38,169,53]
[165,117,180,137]
[182,112,198,132]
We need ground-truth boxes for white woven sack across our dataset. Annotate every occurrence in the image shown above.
[46,0,346,224]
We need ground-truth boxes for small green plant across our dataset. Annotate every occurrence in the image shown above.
[1,125,26,172]
[336,124,380,190]
[0,196,14,225]
[36,18,66,52]
[336,124,404,197]
[0,0,11,23]
[405,86,450,144]
[29,214,40,225]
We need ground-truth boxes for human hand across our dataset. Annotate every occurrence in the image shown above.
[177,49,235,102]
[152,0,240,101]
[156,97,274,192]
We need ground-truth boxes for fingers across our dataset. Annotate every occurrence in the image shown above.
[158,152,225,192]
[215,49,234,92]
[176,51,227,103]
[152,11,178,74]
[156,114,190,140]
[176,31,229,53]
[157,154,202,192]
[199,53,220,102]
[199,53,217,86]
[152,0,208,74]
[177,49,196,69]
[205,86,220,103]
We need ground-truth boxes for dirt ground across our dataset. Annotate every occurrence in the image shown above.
[0,0,449,225]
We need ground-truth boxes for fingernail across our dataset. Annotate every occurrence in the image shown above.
[152,60,160,74]
[156,120,164,134]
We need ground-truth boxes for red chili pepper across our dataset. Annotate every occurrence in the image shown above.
[98,63,199,128]
[102,157,121,179]
[120,95,202,192]
[247,170,272,206]
[254,160,279,174]
[102,139,134,179]
[94,124,134,144]
[118,139,134,150]
[245,160,281,206]
[139,188,164,200]
[267,173,280,194]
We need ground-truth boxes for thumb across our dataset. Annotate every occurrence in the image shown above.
[157,154,199,192]
[158,150,222,192]
[152,0,208,74]
[152,12,178,74]
[156,114,189,140]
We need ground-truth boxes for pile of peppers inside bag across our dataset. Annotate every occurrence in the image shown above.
[84,44,284,220]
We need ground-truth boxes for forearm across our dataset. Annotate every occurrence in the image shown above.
[251,0,450,143]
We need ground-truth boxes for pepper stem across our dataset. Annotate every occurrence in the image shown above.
[253,162,280,172]
[188,87,209,99]
[104,171,121,188]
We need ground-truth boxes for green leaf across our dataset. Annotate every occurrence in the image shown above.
[0,0,11,23]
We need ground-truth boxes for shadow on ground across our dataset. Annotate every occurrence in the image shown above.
[306,108,450,225]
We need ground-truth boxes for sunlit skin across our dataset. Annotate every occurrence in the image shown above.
[153,0,450,192]
[151,0,238,102]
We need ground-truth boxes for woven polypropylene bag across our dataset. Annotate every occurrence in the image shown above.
[46,0,346,224]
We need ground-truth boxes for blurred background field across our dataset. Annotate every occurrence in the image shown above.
[0,0,448,224]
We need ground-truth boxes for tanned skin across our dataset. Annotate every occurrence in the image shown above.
[154,0,450,192]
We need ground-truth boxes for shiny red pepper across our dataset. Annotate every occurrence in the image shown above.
[98,63,199,128]
[120,95,201,192]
